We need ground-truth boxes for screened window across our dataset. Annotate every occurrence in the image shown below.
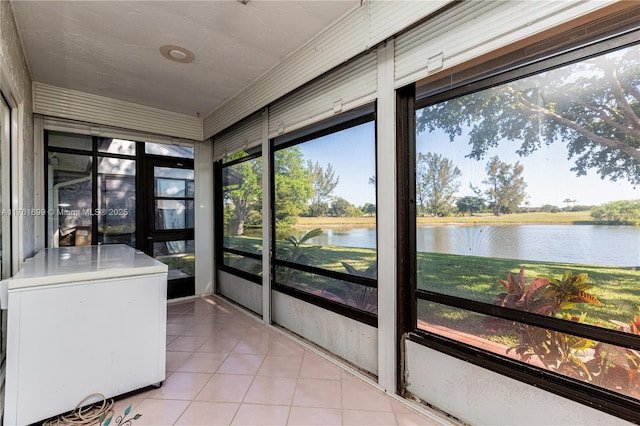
[272,112,377,322]
[408,32,640,417]
[218,149,263,281]
[145,142,194,158]
[46,132,137,247]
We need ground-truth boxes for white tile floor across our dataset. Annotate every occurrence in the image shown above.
[113,295,451,425]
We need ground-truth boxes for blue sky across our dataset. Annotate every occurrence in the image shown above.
[293,116,638,209]
[417,127,639,207]
[298,121,376,207]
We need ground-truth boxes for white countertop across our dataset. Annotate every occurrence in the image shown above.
[7,245,168,290]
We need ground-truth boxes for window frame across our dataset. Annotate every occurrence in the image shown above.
[270,107,378,327]
[0,92,11,279]
[44,131,139,248]
[215,149,264,285]
[401,28,640,422]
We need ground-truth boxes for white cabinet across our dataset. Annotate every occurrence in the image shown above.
[2,245,168,425]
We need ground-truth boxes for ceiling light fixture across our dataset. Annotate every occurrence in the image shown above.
[159,45,195,64]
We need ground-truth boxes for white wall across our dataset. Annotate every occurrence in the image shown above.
[194,140,214,296]
[0,0,34,267]
[218,271,262,316]
[405,341,631,426]
[272,290,378,375]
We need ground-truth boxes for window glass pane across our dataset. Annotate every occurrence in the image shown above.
[414,42,640,398]
[276,266,377,314]
[48,131,92,151]
[221,154,263,279]
[274,121,377,266]
[223,156,262,249]
[223,252,262,276]
[273,120,377,310]
[153,240,195,279]
[154,167,194,197]
[48,152,93,247]
[98,157,136,246]
[97,138,136,156]
[145,142,194,158]
[155,200,194,230]
[418,299,640,400]
[156,178,186,198]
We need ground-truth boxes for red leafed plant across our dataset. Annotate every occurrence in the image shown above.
[487,267,604,381]
[491,266,602,318]
[488,267,640,398]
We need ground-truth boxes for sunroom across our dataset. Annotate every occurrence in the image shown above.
[1,0,639,424]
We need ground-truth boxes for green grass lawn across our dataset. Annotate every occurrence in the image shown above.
[226,222,640,342]
[416,251,640,343]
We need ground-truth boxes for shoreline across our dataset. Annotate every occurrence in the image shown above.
[293,212,597,227]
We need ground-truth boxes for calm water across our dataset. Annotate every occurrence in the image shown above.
[288,224,640,267]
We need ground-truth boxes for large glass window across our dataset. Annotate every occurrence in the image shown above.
[272,113,377,321]
[98,157,136,245]
[219,149,263,280]
[409,34,640,415]
[46,132,137,247]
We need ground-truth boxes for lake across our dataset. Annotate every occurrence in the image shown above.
[288,224,640,267]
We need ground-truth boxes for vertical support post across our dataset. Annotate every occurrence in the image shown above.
[194,140,214,295]
[377,40,397,392]
[261,108,272,324]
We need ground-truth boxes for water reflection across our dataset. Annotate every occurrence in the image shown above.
[278,224,640,267]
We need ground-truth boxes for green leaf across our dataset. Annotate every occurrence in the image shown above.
[104,418,112,426]
[134,414,142,420]
[99,413,106,424]
[302,228,322,243]
[124,404,131,416]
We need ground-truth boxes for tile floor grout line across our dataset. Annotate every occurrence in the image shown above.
[164,295,453,425]
[201,293,456,426]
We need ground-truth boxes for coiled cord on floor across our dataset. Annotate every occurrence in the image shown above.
[42,393,115,426]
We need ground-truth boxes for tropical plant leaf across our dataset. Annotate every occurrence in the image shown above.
[298,228,322,244]
[341,262,359,276]
[566,291,603,306]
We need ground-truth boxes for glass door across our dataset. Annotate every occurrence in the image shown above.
[145,157,195,299]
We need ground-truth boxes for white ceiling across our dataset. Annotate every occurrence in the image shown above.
[11,0,358,118]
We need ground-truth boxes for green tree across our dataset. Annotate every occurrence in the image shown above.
[417,152,461,216]
[456,196,485,216]
[362,202,376,217]
[224,157,261,235]
[307,160,339,216]
[416,44,640,185]
[329,197,357,217]
[483,156,527,215]
[274,147,313,226]
[591,199,640,225]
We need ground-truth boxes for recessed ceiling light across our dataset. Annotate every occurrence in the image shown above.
[159,45,195,63]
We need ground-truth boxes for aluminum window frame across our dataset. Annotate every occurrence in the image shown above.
[215,148,264,285]
[270,106,378,327]
[401,27,640,423]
